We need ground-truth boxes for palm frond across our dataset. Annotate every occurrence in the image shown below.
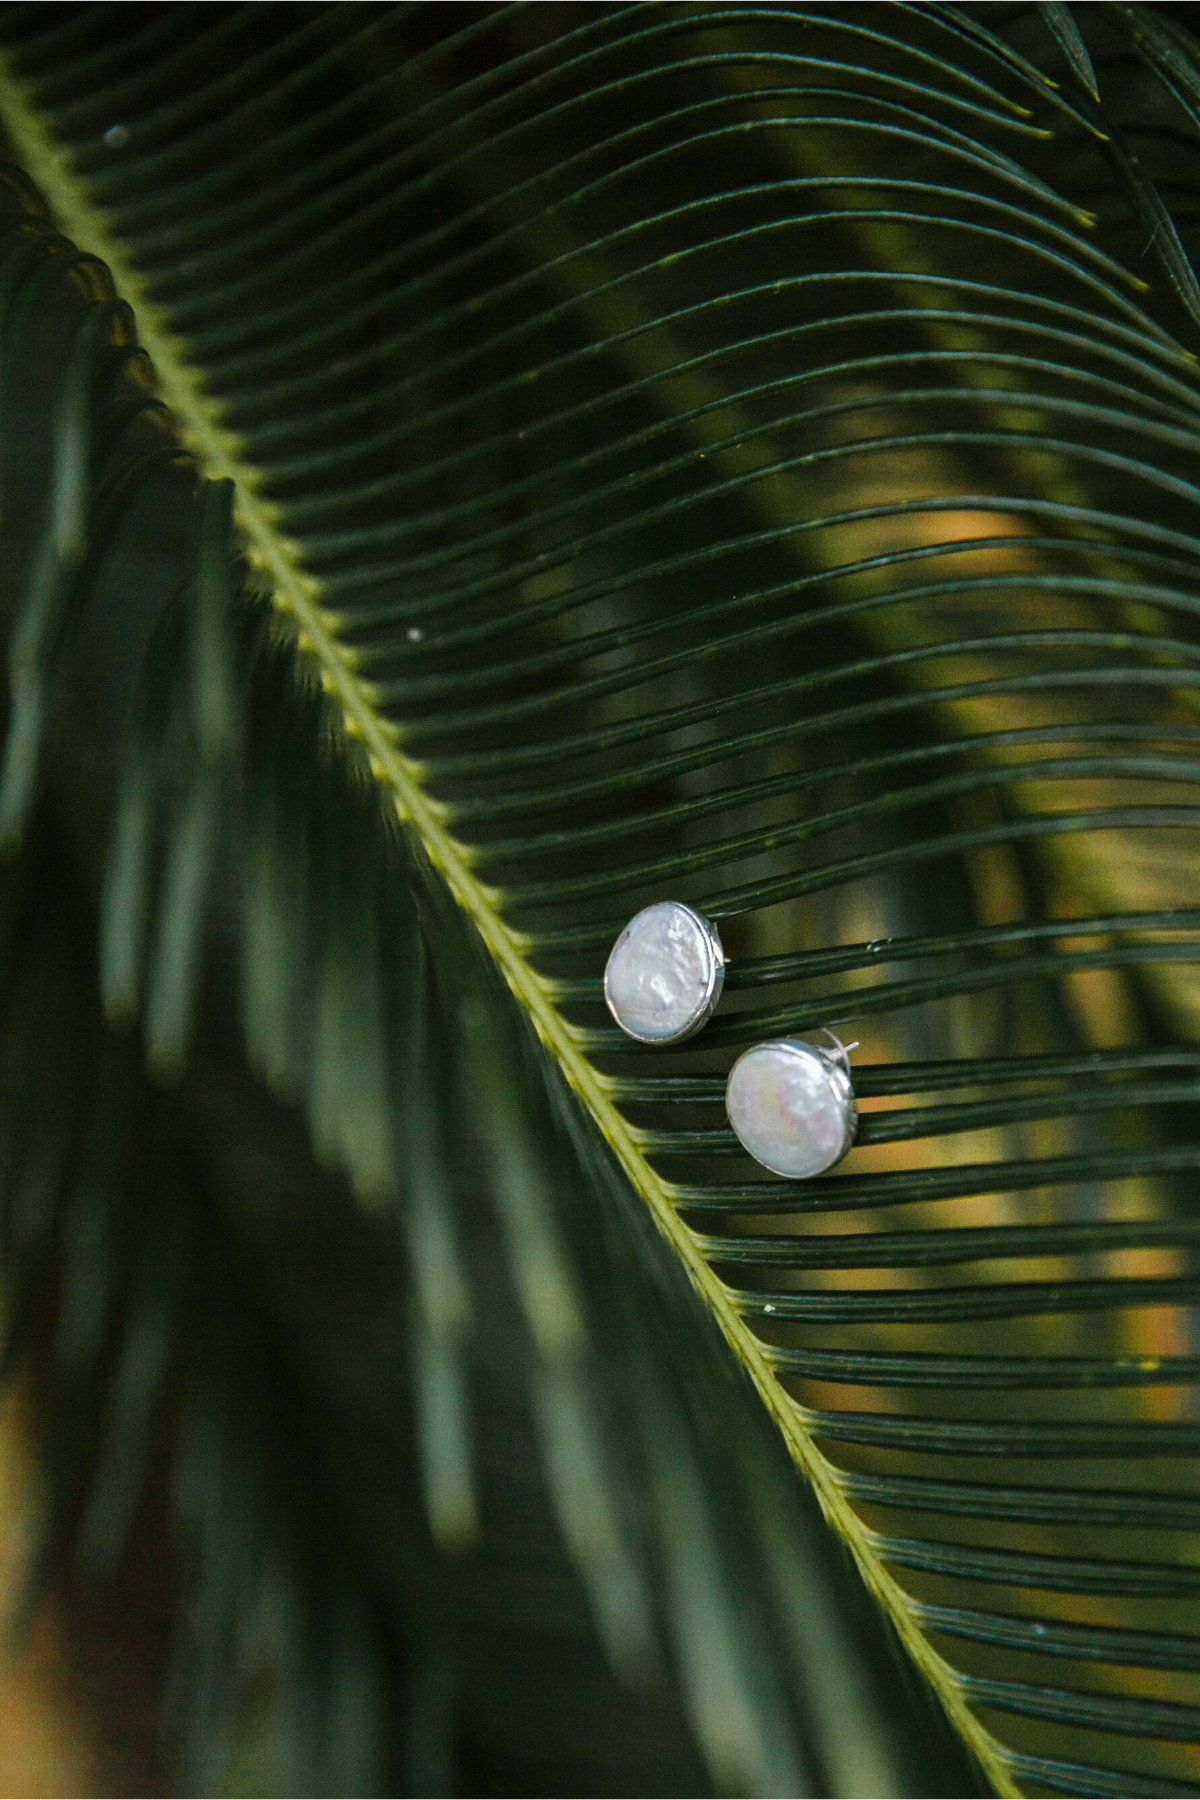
[4,3,1200,1794]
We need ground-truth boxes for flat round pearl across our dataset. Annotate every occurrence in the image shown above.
[604,902,725,1042]
[725,1039,856,1178]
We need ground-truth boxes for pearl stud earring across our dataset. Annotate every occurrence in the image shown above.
[604,901,725,1043]
[725,1031,858,1178]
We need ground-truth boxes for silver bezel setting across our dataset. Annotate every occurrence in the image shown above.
[725,1037,857,1178]
[603,901,726,1044]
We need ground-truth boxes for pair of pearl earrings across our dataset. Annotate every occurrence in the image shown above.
[603,901,857,1179]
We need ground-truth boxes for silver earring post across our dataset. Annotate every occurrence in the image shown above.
[604,901,725,1043]
[725,1035,858,1178]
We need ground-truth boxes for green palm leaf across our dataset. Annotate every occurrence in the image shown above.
[3,3,1200,1793]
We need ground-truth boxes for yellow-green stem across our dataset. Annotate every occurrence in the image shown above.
[0,64,1022,1796]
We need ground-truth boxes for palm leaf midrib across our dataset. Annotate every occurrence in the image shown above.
[13,6,1200,1789]
[0,36,1044,1797]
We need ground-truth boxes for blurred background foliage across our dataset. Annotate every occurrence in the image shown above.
[4,3,1200,1794]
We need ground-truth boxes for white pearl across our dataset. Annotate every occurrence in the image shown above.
[604,902,725,1042]
[725,1039,856,1178]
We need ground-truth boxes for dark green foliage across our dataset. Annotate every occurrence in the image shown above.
[4,4,1200,1795]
